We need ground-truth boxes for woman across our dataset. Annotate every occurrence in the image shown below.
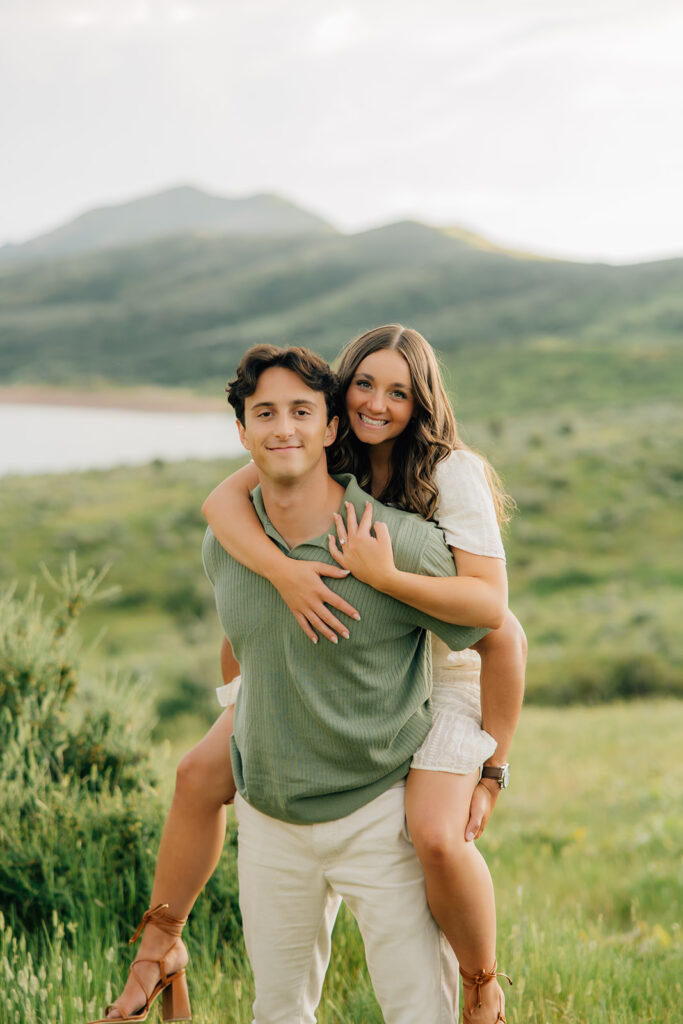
[98,326,525,1024]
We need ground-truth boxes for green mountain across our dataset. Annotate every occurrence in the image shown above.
[1,195,681,716]
[0,185,334,264]
[0,205,681,408]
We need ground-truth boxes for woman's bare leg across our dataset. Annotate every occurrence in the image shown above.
[107,706,236,1019]
[406,768,506,1022]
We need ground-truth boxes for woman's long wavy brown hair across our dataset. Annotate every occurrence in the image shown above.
[328,324,513,524]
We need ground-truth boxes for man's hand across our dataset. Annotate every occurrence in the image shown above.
[465,778,500,842]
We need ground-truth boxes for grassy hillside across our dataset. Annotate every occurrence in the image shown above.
[1,397,681,728]
[1,219,681,388]
[2,189,679,1024]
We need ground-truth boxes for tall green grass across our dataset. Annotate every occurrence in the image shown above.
[1,569,680,1022]
[2,701,680,1022]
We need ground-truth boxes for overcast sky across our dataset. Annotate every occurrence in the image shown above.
[2,0,683,262]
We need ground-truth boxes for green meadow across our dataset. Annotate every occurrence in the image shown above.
[1,597,680,1024]
[2,389,681,729]
[2,321,682,1021]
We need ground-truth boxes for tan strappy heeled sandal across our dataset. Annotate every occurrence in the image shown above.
[89,904,191,1023]
[460,960,512,1024]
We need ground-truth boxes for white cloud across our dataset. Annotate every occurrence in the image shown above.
[60,1,201,29]
[308,8,361,54]
[65,11,99,28]
[168,6,198,25]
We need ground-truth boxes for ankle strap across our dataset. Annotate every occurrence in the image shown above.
[129,903,187,944]
[459,961,512,1013]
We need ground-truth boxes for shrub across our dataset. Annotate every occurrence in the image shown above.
[0,559,161,933]
[0,557,242,954]
[526,652,683,705]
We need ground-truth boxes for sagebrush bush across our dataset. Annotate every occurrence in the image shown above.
[0,558,154,790]
[0,556,242,961]
[0,559,162,933]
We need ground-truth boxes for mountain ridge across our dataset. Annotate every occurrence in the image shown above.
[4,183,681,268]
[1,215,681,394]
[1,184,681,397]
[0,185,336,264]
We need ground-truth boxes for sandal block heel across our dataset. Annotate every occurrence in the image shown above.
[88,903,189,1024]
[162,970,191,1022]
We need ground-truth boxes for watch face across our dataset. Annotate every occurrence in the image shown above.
[501,764,510,788]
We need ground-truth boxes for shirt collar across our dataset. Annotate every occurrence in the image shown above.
[250,473,373,552]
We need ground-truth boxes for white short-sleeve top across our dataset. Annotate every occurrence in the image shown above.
[433,449,506,561]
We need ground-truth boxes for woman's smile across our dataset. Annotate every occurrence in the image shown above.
[358,412,389,428]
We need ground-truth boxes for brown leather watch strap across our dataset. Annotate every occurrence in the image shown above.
[481,764,510,788]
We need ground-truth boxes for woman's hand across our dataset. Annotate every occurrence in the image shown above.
[465,778,500,841]
[328,501,398,591]
[271,557,360,644]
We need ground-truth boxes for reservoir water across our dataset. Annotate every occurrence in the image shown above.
[0,403,244,477]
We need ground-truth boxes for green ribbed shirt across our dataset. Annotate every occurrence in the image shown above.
[202,473,487,825]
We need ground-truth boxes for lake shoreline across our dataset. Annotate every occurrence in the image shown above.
[0,401,241,478]
[0,385,226,413]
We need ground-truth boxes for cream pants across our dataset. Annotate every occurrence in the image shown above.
[234,784,458,1024]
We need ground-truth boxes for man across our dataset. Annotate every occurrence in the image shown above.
[202,344,489,1023]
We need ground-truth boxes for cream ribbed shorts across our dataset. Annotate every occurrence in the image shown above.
[411,643,497,774]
